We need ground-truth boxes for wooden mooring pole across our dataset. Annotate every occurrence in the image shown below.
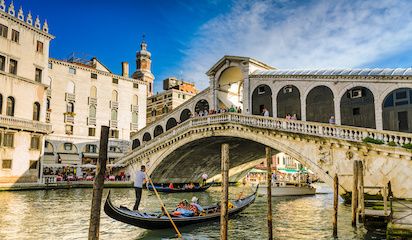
[357,161,365,223]
[88,126,109,240]
[220,143,229,240]
[333,174,338,238]
[351,160,359,227]
[266,147,273,240]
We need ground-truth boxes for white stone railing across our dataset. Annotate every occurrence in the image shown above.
[88,97,97,105]
[65,93,75,102]
[87,117,96,126]
[110,120,118,128]
[130,123,139,131]
[110,101,119,109]
[117,113,412,166]
[131,105,139,112]
[0,115,52,133]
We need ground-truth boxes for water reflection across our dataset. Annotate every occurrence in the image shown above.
[0,186,374,240]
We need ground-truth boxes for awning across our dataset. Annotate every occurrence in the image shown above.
[59,153,81,165]
[277,168,299,174]
[249,168,267,173]
[42,155,56,165]
[108,152,123,158]
[83,152,99,158]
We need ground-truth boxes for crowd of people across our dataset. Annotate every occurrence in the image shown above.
[42,166,130,182]
[193,105,242,117]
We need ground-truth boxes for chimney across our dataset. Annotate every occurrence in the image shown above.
[122,62,129,77]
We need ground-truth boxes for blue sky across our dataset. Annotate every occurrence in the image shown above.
[11,0,412,92]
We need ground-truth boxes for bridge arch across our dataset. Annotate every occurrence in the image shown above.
[166,118,178,131]
[132,139,141,149]
[306,85,334,123]
[252,84,272,116]
[142,132,152,142]
[276,85,301,119]
[382,87,412,132]
[180,109,192,123]
[215,66,245,109]
[340,86,375,128]
[154,125,164,137]
[194,99,209,114]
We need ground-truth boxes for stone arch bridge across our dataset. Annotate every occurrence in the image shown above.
[118,113,412,199]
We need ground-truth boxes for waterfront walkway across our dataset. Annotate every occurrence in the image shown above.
[0,181,133,191]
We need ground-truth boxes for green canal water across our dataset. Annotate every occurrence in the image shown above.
[0,186,383,239]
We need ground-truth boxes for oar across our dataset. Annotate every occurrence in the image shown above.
[145,173,182,238]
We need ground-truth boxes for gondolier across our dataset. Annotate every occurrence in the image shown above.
[133,165,146,211]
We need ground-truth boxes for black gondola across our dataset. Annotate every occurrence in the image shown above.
[104,186,258,229]
[146,183,213,193]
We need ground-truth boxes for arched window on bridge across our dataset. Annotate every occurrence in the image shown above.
[142,132,151,142]
[195,99,209,114]
[382,88,412,133]
[166,118,177,130]
[252,84,272,116]
[154,125,164,137]
[340,87,375,128]
[306,86,334,123]
[132,139,140,149]
[277,85,301,119]
[180,109,192,123]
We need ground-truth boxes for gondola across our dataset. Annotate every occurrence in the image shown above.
[104,185,258,229]
[146,182,213,193]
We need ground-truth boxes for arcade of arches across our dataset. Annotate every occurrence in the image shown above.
[252,85,412,132]
[216,67,244,109]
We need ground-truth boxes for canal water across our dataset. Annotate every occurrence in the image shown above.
[0,186,383,239]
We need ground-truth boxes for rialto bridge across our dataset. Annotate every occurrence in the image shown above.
[117,56,412,199]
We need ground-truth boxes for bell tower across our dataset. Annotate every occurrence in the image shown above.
[132,36,154,97]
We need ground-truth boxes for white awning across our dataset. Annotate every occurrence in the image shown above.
[83,152,99,158]
[59,154,81,165]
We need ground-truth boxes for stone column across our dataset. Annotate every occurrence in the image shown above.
[272,87,277,118]
[375,101,383,130]
[209,75,217,111]
[334,97,341,125]
[300,95,306,121]
[242,70,251,114]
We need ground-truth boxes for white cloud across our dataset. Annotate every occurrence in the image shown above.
[178,0,412,89]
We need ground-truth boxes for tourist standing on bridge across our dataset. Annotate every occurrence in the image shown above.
[263,108,270,117]
[133,165,146,211]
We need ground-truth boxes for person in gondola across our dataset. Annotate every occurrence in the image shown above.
[169,182,174,189]
[133,165,146,211]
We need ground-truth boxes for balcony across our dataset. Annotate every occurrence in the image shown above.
[64,113,75,123]
[87,117,96,126]
[110,101,119,109]
[0,115,52,133]
[130,123,139,131]
[88,97,97,105]
[110,120,118,128]
[46,89,52,97]
[65,93,75,102]
[131,105,139,112]
[46,111,51,123]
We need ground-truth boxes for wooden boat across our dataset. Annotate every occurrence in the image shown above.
[104,186,258,229]
[146,183,213,193]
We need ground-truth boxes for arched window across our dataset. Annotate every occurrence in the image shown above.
[112,90,118,102]
[66,102,74,113]
[111,109,118,120]
[151,109,156,117]
[0,94,3,114]
[132,112,138,123]
[66,81,75,94]
[162,105,169,114]
[133,95,138,105]
[6,97,15,116]
[89,105,96,118]
[90,86,97,98]
[33,102,40,121]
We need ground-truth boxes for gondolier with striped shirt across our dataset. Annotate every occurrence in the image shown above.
[133,165,146,211]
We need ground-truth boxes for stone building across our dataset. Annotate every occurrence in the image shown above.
[146,77,197,126]
[44,54,148,169]
[0,2,53,183]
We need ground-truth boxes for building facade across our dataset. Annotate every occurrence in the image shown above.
[0,2,53,183]
[146,77,197,125]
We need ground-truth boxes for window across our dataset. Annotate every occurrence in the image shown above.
[66,102,74,113]
[162,105,169,114]
[0,55,5,71]
[3,132,14,147]
[30,136,40,150]
[182,95,186,100]
[89,105,96,118]
[6,96,15,116]
[48,62,53,69]
[111,109,118,120]
[36,41,44,53]
[111,90,118,102]
[86,144,97,153]
[0,94,2,114]
[33,102,40,121]
[353,107,360,115]
[91,73,97,79]
[90,86,97,98]
[109,146,120,152]
[2,160,12,169]
[64,143,73,151]
[132,112,138,123]
[112,78,118,84]
[109,129,119,139]
[0,24,7,38]
[9,59,17,75]
[65,125,73,135]
[88,128,96,137]
[69,67,76,74]
[133,95,138,105]
[11,29,19,43]
[151,109,156,117]
[133,83,139,89]
[35,68,42,82]
[29,160,38,170]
